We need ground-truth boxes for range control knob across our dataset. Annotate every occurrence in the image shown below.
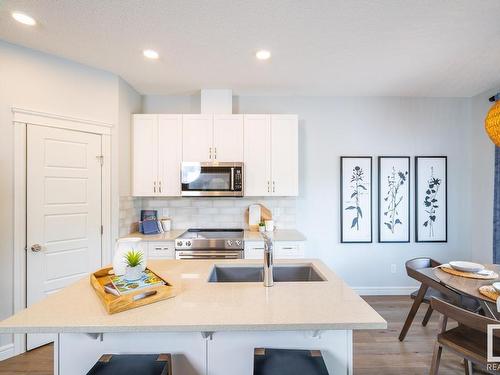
[226,240,233,247]
[176,240,183,247]
[186,241,192,247]
[235,240,241,246]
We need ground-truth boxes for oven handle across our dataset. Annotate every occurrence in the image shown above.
[230,167,235,191]
[177,251,242,259]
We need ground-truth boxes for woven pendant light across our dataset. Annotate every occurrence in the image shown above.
[485,93,500,146]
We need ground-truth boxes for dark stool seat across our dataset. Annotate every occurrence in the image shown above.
[254,348,329,375]
[87,354,172,375]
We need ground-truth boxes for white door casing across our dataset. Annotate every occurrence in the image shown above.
[182,114,213,162]
[26,125,102,349]
[243,115,272,196]
[213,114,244,162]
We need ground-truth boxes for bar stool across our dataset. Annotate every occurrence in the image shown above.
[86,354,172,375]
[254,348,330,375]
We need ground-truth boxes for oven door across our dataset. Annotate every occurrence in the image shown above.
[181,162,243,197]
[176,250,243,260]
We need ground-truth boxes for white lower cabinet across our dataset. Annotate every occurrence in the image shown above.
[244,241,305,259]
[147,241,175,259]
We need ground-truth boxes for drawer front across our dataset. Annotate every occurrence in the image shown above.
[274,242,305,259]
[244,241,305,259]
[244,241,264,260]
[148,242,175,259]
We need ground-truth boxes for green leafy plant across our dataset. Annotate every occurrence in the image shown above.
[383,167,408,233]
[423,167,441,237]
[124,249,143,268]
[259,221,265,227]
[345,166,367,230]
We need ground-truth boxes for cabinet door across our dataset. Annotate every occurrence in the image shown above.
[182,114,213,162]
[158,115,182,196]
[243,115,272,196]
[132,114,158,196]
[271,115,299,196]
[213,115,243,161]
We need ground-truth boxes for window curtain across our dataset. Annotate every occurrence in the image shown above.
[494,147,500,263]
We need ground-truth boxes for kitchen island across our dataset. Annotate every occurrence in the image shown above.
[0,259,386,374]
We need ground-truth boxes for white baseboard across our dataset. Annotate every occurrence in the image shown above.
[353,286,416,296]
[0,343,15,361]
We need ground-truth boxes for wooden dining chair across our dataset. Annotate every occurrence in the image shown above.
[399,257,479,341]
[429,297,500,375]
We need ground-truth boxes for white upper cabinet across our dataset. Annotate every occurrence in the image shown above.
[158,115,183,196]
[132,114,182,196]
[132,114,158,196]
[182,115,213,162]
[244,115,272,196]
[213,115,244,161]
[271,115,299,196]
[244,114,298,197]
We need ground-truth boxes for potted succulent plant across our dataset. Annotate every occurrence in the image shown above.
[123,250,144,281]
[258,221,266,233]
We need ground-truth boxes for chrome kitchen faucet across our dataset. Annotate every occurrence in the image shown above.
[262,233,274,287]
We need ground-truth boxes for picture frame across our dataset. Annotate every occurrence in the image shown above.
[378,156,410,243]
[415,156,447,242]
[340,156,373,243]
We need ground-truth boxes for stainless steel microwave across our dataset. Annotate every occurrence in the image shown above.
[181,162,243,197]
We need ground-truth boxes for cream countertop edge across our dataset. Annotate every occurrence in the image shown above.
[123,229,306,242]
[0,259,386,333]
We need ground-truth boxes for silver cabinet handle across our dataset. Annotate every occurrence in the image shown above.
[31,244,42,252]
[214,147,217,159]
[273,181,275,193]
[159,180,162,193]
[153,181,156,193]
[209,147,212,159]
[267,181,270,193]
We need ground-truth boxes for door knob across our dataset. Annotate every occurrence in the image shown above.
[31,244,42,252]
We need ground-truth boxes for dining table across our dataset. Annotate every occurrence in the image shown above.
[418,264,500,319]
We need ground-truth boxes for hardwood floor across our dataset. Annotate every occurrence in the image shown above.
[0,296,467,374]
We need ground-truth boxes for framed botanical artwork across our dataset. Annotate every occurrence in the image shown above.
[415,156,447,242]
[378,157,410,243]
[340,157,372,243]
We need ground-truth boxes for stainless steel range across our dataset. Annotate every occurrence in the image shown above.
[175,228,244,260]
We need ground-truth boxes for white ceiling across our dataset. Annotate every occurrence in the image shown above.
[1,0,500,97]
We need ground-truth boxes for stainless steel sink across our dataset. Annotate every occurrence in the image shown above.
[208,264,326,283]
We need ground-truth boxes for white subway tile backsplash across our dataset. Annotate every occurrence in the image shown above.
[119,196,296,234]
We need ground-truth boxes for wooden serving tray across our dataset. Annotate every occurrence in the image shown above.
[90,267,177,314]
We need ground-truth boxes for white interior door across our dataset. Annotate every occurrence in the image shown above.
[243,115,271,196]
[271,115,299,196]
[182,115,213,162]
[213,115,243,161]
[27,125,102,350]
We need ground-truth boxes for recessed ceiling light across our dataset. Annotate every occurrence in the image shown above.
[256,50,271,60]
[12,12,36,26]
[143,49,159,59]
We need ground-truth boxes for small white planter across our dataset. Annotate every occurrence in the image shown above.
[259,226,265,233]
[124,265,142,281]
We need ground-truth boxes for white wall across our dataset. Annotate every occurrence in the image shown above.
[142,94,484,293]
[466,89,497,263]
[0,41,137,352]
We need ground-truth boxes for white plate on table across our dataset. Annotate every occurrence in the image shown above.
[449,261,485,273]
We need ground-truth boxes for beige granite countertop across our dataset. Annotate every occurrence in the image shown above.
[124,229,306,242]
[0,259,385,334]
